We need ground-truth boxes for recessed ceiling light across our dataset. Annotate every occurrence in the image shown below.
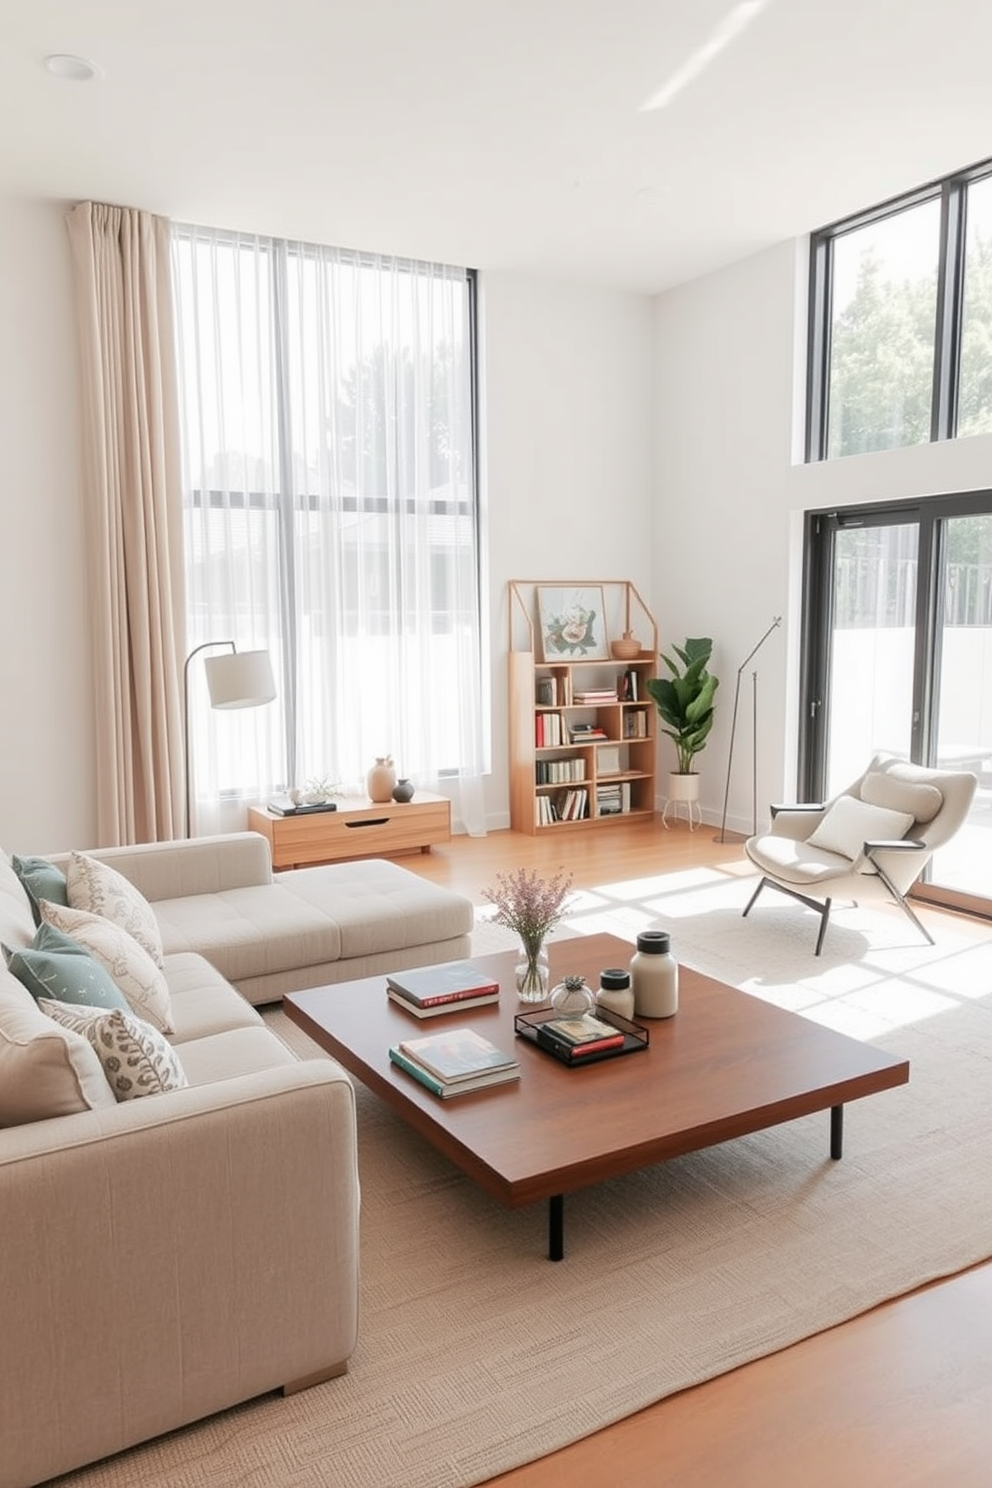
[44,53,102,83]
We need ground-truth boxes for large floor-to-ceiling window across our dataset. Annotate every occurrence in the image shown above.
[801,494,992,912]
[171,227,485,833]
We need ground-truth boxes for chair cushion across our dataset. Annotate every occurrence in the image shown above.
[745,833,855,886]
[860,768,943,824]
[807,795,915,861]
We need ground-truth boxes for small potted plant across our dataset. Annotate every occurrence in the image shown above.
[645,637,719,805]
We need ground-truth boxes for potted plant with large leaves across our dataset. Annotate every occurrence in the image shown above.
[645,637,719,810]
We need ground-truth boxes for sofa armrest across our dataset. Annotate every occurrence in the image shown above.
[49,831,274,901]
[0,1060,359,1487]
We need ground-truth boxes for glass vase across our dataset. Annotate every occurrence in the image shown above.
[515,939,550,1003]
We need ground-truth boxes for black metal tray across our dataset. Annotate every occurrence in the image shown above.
[514,1005,649,1066]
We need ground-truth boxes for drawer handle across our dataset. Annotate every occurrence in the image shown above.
[345,818,390,829]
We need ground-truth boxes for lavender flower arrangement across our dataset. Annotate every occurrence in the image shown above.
[481,867,573,999]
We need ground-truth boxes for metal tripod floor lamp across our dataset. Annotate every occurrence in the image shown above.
[183,641,277,837]
[717,616,781,844]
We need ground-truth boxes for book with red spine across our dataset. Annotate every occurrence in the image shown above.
[386,959,501,1009]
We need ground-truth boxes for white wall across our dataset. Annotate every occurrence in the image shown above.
[0,197,97,851]
[654,238,992,835]
[0,200,656,847]
[480,273,655,828]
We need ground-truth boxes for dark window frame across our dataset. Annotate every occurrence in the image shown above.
[806,157,992,462]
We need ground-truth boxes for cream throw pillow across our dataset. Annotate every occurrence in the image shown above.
[38,900,174,1033]
[66,853,164,969]
[0,985,116,1125]
[39,1000,188,1102]
[807,795,915,862]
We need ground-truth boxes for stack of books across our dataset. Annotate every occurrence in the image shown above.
[386,960,500,1018]
[388,1027,521,1097]
[536,1012,626,1062]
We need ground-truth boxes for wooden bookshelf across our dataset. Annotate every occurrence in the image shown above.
[508,581,658,835]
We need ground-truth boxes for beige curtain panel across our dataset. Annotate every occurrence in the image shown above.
[66,201,186,845]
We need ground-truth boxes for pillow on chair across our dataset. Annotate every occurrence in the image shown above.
[860,769,942,824]
[807,795,915,862]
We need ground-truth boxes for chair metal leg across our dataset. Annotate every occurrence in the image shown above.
[872,863,935,946]
[742,876,770,918]
[743,875,834,955]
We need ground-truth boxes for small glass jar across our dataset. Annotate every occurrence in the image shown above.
[595,967,635,1022]
[629,930,678,1019]
[549,974,595,1016]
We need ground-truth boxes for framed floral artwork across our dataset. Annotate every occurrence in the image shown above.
[537,585,609,662]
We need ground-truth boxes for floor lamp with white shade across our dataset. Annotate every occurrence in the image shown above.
[183,641,277,837]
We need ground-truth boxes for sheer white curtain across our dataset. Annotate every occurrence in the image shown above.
[171,227,487,835]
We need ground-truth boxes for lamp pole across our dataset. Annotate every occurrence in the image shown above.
[717,617,782,844]
[183,640,235,838]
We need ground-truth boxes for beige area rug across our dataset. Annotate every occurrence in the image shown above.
[57,864,992,1488]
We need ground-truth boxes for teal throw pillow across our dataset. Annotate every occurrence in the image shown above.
[11,855,69,927]
[3,923,129,1011]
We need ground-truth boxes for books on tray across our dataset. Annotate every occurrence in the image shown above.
[536,1012,626,1059]
[386,960,500,1017]
[389,1026,520,1098]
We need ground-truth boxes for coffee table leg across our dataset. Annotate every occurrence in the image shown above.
[549,1195,564,1261]
[830,1104,843,1159]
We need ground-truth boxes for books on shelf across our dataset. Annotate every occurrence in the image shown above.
[573,689,619,704]
[386,960,500,1010]
[389,1026,521,1098]
[536,757,585,785]
[596,780,631,816]
[535,712,563,748]
[597,743,621,775]
[570,723,608,742]
[621,708,648,740]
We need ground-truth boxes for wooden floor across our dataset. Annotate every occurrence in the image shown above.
[398,817,992,1488]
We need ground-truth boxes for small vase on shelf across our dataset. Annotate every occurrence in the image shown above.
[392,777,414,803]
[515,938,550,1003]
[367,756,396,803]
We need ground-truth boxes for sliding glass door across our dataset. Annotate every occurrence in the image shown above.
[802,493,992,912]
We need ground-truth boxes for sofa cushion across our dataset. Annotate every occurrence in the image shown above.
[0,983,116,1124]
[39,900,174,1034]
[66,852,165,968]
[164,952,265,1044]
[11,855,68,925]
[176,1024,300,1086]
[807,795,915,862]
[3,924,129,1011]
[40,1000,188,1101]
[151,859,473,985]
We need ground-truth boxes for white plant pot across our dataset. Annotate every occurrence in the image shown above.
[662,771,702,830]
[666,772,700,802]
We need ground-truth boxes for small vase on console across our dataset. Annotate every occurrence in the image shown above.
[367,756,396,803]
[392,778,414,803]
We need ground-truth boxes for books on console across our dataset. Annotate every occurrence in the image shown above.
[386,959,500,1015]
[389,1026,520,1098]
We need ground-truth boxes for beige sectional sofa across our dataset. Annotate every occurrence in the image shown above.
[0,831,474,1488]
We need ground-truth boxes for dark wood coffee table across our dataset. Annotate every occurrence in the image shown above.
[284,933,909,1260]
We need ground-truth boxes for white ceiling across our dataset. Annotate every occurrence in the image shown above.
[2,0,991,296]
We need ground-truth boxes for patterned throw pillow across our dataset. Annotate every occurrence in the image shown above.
[66,853,164,969]
[39,900,174,1033]
[3,925,129,1011]
[11,855,69,927]
[39,1000,188,1102]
